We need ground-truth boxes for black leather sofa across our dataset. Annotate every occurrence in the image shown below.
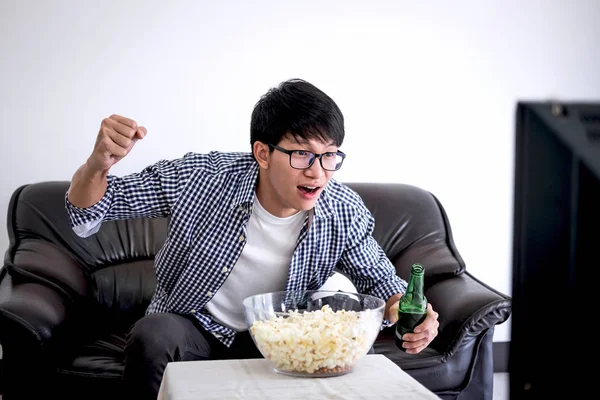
[0,181,511,399]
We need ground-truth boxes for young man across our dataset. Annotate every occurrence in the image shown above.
[66,78,439,398]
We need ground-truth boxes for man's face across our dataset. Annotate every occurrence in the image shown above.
[255,135,340,218]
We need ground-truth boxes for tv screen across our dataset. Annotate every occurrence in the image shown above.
[510,101,599,398]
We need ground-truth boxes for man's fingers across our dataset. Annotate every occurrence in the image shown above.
[89,115,142,172]
[403,333,431,354]
[107,128,134,149]
[99,116,144,151]
[428,303,439,320]
[402,330,429,342]
[109,114,138,130]
[126,137,139,152]
[414,303,438,333]
[136,126,147,139]
[404,303,439,354]
[105,118,138,139]
[102,137,128,158]
[406,345,427,354]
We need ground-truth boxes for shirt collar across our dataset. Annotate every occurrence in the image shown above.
[313,182,335,218]
[232,161,259,209]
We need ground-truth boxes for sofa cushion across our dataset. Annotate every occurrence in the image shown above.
[55,332,128,400]
[59,332,126,378]
[92,260,157,331]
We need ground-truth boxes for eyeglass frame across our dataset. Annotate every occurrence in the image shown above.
[268,144,347,171]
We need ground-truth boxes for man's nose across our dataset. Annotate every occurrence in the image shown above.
[304,157,326,177]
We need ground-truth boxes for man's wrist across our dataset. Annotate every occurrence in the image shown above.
[83,159,109,180]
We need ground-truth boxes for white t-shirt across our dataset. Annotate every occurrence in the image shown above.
[205,195,307,331]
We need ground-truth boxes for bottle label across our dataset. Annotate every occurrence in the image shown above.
[396,310,427,334]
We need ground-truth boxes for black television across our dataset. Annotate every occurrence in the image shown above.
[510,101,600,398]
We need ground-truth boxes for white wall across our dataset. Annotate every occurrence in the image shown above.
[1,0,599,345]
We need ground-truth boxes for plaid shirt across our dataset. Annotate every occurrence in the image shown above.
[65,151,407,346]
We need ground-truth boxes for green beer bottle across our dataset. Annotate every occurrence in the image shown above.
[395,263,428,351]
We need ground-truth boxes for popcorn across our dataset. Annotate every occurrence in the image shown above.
[250,305,381,374]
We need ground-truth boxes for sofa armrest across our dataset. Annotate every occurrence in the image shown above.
[0,271,80,397]
[425,272,511,357]
[6,239,90,302]
[0,271,71,352]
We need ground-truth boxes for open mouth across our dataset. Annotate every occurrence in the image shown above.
[298,186,320,194]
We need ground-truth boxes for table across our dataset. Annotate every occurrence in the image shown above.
[157,354,440,399]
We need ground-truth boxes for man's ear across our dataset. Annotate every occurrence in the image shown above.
[253,141,271,169]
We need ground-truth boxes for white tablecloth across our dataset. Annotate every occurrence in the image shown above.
[157,354,440,399]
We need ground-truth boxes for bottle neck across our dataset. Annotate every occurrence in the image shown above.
[405,272,424,297]
[402,265,426,308]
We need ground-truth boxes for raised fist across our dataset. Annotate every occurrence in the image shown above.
[87,114,146,172]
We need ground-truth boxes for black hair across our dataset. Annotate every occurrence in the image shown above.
[250,79,345,151]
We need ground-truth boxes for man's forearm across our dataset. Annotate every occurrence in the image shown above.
[67,161,109,208]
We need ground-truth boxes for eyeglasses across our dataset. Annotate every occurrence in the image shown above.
[269,144,346,171]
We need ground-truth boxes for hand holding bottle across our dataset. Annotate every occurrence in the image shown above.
[387,263,440,354]
[389,302,439,354]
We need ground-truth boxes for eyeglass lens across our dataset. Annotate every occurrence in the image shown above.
[290,151,343,171]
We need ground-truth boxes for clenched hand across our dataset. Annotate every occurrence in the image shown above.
[87,114,147,173]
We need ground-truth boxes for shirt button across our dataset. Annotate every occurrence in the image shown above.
[222,267,228,273]
[206,291,213,297]
[238,206,244,212]
[239,235,245,242]
[190,309,196,313]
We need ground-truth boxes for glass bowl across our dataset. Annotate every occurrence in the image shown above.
[242,290,385,377]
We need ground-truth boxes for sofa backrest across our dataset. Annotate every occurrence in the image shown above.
[4,180,465,327]
[4,181,165,330]
[344,182,466,281]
